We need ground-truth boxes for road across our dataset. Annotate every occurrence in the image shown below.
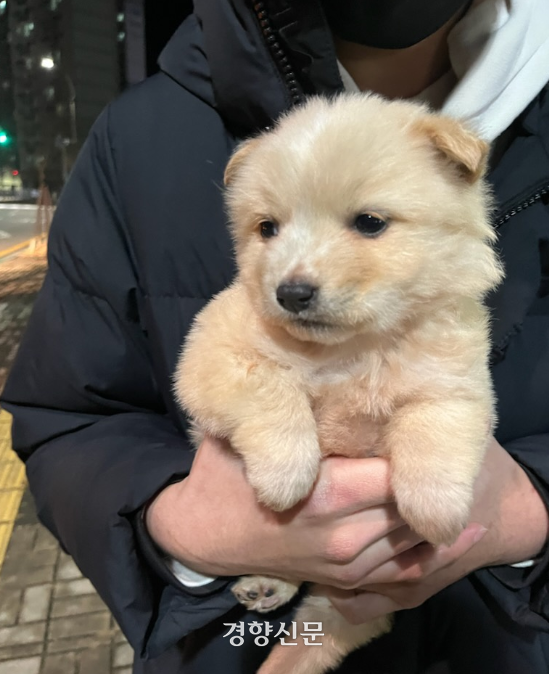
[0,204,38,255]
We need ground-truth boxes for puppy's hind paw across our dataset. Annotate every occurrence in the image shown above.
[232,576,300,613]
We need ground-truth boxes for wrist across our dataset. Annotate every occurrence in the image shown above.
[145,477,235,577]
[487,460,548,567]
[508,463,549,559]
[145,479,201,566]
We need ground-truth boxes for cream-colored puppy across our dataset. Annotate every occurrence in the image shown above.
[175,94,503,674]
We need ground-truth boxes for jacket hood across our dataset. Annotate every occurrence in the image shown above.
[158,0,343,135]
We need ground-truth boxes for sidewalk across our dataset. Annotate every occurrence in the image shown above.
[0,243,133,674]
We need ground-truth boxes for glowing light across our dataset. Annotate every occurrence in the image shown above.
[40,57,55,70]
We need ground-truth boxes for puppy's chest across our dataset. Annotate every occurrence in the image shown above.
[307,362,398,460]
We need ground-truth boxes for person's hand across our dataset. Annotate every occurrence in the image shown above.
[328,437,549,624]
[146,435,425,585]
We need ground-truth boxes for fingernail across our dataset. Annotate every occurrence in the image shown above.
[472,525,488,544]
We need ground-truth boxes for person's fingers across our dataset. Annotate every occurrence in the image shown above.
[311,456,394,517]
[321,524,425,588]
[351,525,426,575]
[326,524,488,623]
[359,523,488,586]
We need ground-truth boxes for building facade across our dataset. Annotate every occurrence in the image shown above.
[6,0,145,191]
[0,0,19,189]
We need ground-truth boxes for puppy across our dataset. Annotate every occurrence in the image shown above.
[175,94,503,674]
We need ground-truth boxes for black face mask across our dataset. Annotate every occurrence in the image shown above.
[321,0,470,50]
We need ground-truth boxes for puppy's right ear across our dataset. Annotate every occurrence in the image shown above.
[224,138,260,186]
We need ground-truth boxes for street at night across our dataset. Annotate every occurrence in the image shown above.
[0,204,36,255]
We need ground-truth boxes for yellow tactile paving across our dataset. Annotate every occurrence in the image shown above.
[0,409,26,573]
[0,489,24,522]
[0,460,25,490]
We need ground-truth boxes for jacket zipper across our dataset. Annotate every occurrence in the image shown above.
[252,1,304,107]
[494,184,549,227]
[489,183,549,365]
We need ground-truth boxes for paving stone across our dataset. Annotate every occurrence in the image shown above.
[113,642,133,668]
[0,644,42,662]
[78,645,111,674]
[51,594,106,618]
[20,585,51,623]
[1,565,54,590]
[114,629,128,644]
[0,657,41,674]
[0,590,21,627]
[13,493,39,528]
[42,652,76,674]
[0,622,46,647]
[110,618,128,645]
[4,547,58,571]
[48,611,110,640]
[53,578,95,598]
[33,527,58,551]
[47,634,113,654]
[2,526,36,555]
[55,556,81,581]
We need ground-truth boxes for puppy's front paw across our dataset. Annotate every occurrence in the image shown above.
[232,576,300,613]
[243,434,321,511]
[394,478,473,547]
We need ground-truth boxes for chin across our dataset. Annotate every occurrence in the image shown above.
[281,319,357,346]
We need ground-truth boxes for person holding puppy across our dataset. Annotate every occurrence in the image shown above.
[2,1,549,673]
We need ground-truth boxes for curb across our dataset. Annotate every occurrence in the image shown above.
[0,238,34,262]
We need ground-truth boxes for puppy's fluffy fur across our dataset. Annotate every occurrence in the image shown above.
[175,94,503,674]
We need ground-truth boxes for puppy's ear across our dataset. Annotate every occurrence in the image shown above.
[415,115,489,183]
[224,138,261,186]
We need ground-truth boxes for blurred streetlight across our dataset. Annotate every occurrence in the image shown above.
[40,57,77,183]
[40,57,55,70]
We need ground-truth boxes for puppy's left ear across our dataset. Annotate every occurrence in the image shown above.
[415,115,489,183]
[224,137,261,186]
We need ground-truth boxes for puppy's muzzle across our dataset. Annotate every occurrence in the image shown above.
[276,282,318,314]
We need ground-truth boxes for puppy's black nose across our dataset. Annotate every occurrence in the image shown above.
[276,283,317,314]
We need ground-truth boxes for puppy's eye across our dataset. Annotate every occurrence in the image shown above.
[260,220,279,239]
[353,213,388,237]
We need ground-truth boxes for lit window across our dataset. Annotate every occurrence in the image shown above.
[0,1,6,16]
[117,31,125,41]
[117,12,124,22]
[50,0,62,10]
[22,21,35,37]
[44,86,55,101]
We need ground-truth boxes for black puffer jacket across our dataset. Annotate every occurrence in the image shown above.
[2,0,549,670]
